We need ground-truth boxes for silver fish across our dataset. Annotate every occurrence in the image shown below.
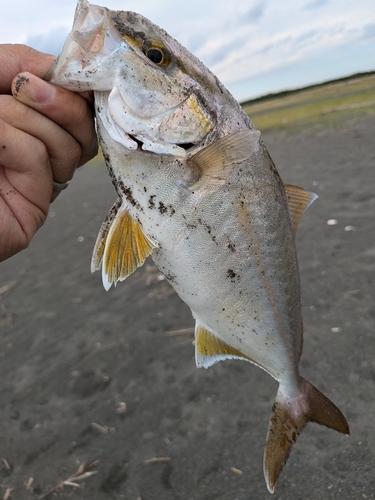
[47,0,349,492]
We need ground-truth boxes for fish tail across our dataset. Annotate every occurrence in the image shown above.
[263,377,349,493]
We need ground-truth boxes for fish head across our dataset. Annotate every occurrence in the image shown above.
[47,0,249,157]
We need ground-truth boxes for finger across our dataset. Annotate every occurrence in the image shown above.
[12,72,98,167]
[0,95,81,185]
[0,44,55,93]
[0,117,51,219]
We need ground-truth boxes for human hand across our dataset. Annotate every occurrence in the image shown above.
[0,44,98,262]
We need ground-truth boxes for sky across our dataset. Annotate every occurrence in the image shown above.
[1,0,375,102]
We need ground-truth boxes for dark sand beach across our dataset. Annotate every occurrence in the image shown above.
[0,114,374,499]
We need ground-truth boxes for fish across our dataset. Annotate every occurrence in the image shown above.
[47,0,349,492]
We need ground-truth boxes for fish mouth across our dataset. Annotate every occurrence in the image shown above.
[127,134,196,154]
[95,89,206,158]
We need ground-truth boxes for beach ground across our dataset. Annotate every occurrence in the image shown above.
[0,114,374,499]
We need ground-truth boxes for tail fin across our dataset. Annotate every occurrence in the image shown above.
[263,377,349,493]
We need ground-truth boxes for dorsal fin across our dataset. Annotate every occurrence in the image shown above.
[195,323,254,369]
[189,129,261,186]
[91,203,157,291]
[284,184,317,235]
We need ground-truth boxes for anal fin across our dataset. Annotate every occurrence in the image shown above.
[91,203,157,291]
[195,324,253,368]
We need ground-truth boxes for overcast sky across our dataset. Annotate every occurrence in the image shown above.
[2,0,375,101]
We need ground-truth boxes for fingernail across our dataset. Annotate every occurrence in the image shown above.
[12,72,56,105]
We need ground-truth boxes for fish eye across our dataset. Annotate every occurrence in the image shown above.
[143,42,171,66]
[146,48,164,64]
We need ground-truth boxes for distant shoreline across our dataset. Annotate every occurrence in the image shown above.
[240,70,375,106]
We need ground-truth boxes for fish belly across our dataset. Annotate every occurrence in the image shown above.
[99,118,301,382]
[151,170,301,382]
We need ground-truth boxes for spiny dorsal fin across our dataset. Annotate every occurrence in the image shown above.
[195,323,254,368]
[189,129,261,185]
[284,184,318,236]
[91,204,157,291]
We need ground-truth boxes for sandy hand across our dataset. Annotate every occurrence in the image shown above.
[0,45,98,262]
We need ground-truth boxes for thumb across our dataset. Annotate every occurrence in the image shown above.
[0,44,55,93]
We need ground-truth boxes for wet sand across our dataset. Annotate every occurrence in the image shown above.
[0,115,374,499]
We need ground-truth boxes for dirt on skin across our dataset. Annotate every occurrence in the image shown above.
[0,115,374,500]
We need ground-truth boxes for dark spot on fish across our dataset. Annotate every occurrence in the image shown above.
[227,269,237,280]
[158,201,168,214]
[125,12,138,25]
[164,272,177,283]
[156,202,176,216]
[2,145,6,150]
[112,14,146,44]
[149,195,156,209]
[118,182,141,210]
[198,218,213,236]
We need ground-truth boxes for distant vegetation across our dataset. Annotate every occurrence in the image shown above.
[241,71,375,133]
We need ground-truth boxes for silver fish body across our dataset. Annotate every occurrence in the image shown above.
[48,0,349,492]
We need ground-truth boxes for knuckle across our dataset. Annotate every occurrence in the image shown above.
[33,139,50,165]
[81,136,99,166]
[71,93,91,125]
[67,138,82,163]
[51,136,81,177]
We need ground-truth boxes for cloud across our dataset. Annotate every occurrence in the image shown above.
[240,3,266,24]
[361,23,375,41]
[26,27,69,56]
[304,0,330,9]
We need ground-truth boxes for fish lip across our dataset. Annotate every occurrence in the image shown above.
[71,1,108,54]
[46,0,129,83]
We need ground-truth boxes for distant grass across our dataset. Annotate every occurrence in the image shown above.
[241,73,375,133]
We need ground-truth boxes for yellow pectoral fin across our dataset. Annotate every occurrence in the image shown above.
[195,324,253,369]
[91,201,121,274]
[95,204,157,291]
[284,184,318,236]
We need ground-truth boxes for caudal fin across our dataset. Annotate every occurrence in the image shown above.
[263,377,349,493]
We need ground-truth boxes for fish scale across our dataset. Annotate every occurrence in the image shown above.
[47,0,349,493]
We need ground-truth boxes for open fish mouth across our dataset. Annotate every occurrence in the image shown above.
[94,88,205,157]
